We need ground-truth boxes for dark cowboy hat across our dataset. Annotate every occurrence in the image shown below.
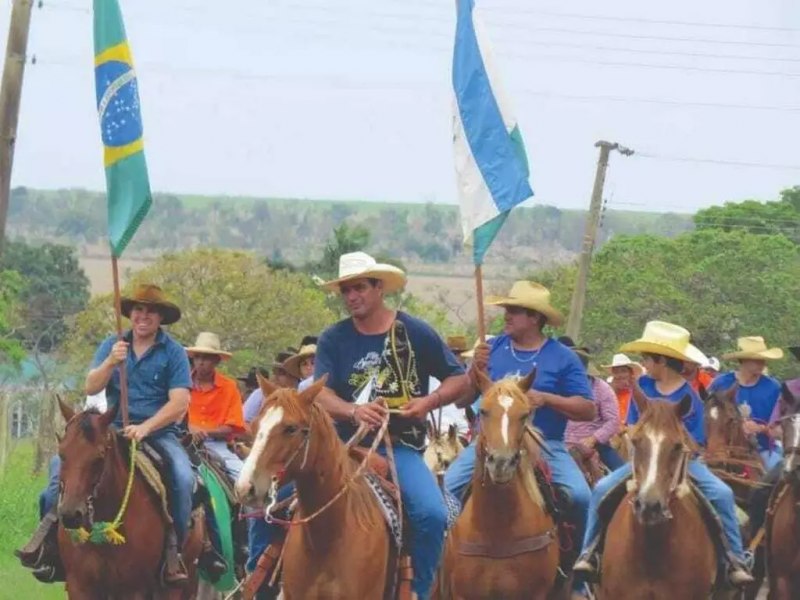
[121,284,181,325]
[237,366,270,388]
[273,350,297,375]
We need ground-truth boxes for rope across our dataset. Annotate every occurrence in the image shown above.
[66,438,138,545]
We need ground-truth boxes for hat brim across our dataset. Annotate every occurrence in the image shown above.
[619,340,693,362]
[186,347,233,360]
[321,267,406,294]
[721,348,784,361]
[602,362,644,377]
[121,298,181,325]
[283,349,316,380]
[484,296,564,327]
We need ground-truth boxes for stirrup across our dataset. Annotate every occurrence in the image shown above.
[162,528,189,586]
[16,511,58,568]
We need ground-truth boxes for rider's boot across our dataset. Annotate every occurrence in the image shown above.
[572,536,601,582]
[727,551,755,587]
[162,527,189,586]
[15,511,65,583]
[197,532,227,582]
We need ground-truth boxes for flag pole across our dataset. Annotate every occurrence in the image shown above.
[475,264,486,343]
[111,255,130,427]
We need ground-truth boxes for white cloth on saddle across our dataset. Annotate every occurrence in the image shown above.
[429,376,470,436]
[204,439,244,480]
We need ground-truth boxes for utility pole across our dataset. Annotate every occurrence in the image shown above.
[0,0,34,255]
[565,140,634,340]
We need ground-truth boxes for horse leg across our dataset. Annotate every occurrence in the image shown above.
[64,578,103,600]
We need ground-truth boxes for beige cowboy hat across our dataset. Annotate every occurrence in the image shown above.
[602,353,644,378]
[283,344,317,380]
[721,336,784,361]
[461,335,496,359]
[185,332,233,360]
[485,281,564,327]
[446,335,468,353]
[619,321,706,363]
[121,283,181,325]
[320,251,407,294]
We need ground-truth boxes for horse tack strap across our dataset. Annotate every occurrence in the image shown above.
[457,528,557,558]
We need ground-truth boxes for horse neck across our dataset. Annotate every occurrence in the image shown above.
[92,431,130,521]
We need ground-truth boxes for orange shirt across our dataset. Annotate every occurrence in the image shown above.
[689,370,714,394]
[616,388,632,424]
[189,371,245,436]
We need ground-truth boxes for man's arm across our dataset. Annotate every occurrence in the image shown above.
[86,339,127,395]
[592,383,620,444]
[316,386,387,428]
[532,391,596,421]
[145,388,190,432]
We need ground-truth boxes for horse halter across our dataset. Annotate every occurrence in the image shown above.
[264,421,312,523]
[630,440,692,518]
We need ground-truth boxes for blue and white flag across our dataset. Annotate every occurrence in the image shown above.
[453,0,533,265]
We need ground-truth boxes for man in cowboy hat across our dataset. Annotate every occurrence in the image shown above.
[186,332,245,479]
[709,336,785,470]
[603,353,644,424]
[561,338,624,471]
[284,336,318,392]
[238,366,269,399]
[444,281,596,596]
[242,350,296,427]
[574,321,754,586]
[17,284,194,584]
[309,251,469,600]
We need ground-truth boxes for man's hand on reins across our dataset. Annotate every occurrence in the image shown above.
[399,395,438,421]
[122,422,152,442]
[353,401,388,430]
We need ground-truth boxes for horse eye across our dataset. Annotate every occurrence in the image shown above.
[479,409,488,418]
[284,425,298,435]
[672,442,683,453]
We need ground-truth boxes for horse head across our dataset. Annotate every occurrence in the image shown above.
[780,380,800,475]
[424,422,464,480]
[703,384,745,452]
[235,374,328,507]
[629,395,694,526]
[56,396,119,530]
[474,368,535,485]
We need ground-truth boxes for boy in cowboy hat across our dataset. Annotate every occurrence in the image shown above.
[18,284,194,584]
[602,353,644,424]
[310,251,469,599]
[709,336,785,470]
[444,281,596,596]
[238,367,269,399]
[284,336,318,392]
[575,321,754,586]
[561,338,624,471]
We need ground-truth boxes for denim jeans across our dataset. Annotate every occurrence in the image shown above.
[596,443,625,471]
[759,447,783,471]
[40,455,61,518]
[204,439,244,480]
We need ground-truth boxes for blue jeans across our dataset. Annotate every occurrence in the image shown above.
[760,447,783,471]
[40,455,61,518]
[444,439,590,589]
[597,443,625,471]
[581,460,746,560]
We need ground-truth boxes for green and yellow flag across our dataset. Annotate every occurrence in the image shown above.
[94,0,151,257]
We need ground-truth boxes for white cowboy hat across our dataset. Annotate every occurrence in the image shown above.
[703,356,721,371]
[283,344,317,380]
[485,281,564,327]
[185,332,233,360]
[320,251,407,294]
[619,321,705,363]
[721,336,784,361]
[461,335,495,359]
[602,353,644,378]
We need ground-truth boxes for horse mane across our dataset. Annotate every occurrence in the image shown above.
[631,400,697,453]
[78,409,101,443]
[519,438,544,509]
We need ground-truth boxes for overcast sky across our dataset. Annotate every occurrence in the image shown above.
[3,0,800,212]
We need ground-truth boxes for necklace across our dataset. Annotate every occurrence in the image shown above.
[509,342,539,364]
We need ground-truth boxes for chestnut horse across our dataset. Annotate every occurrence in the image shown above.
[766,382,800,599]
[56,399,204,599]
[235,376,394,599]
[424,422,465,486]
[435,370,559,600]
[600,396,717,600]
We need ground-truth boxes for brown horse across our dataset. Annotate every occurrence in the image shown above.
[56,399,204,599]
[435,370,559,600]
[424,422,465,486]
[600,396,717,600]
[235,376,393,599]
[766,382,800,600]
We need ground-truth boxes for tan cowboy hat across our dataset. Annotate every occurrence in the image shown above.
[485,281,564,327]
[121,284,181,325]
[461,335,496,359]
[446,335,468,353]
[721,336,784,361]
[619,321,705,363]
[320,251,407,294]
[283,344,317,380]
[602,353,644,378]
[185,332,233,360]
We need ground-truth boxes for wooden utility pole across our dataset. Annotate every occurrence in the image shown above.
[565,140,633,340]
[0,0,34,254]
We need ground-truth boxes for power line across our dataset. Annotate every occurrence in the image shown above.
[636,152,800,171]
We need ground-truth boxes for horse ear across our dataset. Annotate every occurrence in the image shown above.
[426,420,435,439]
[676,394,693,419]
[257,373,280,398]
[722,383,739,405]
[448,423,458,443]
[298,374,328,406]
[99,400,119,429]
[57,395,75,423]
[632,379,650,413]
[474,368,493,396]
[517,368,536,394]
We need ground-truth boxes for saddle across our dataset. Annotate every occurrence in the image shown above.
[567,443,605,488]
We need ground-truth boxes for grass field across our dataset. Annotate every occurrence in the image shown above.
[0,442,63,599]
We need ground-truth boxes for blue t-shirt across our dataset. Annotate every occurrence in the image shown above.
[484,335,593,441]
[708,372,781,451]
[243,388,263,424]
[314,311,464,441]
[627,375,706,445]
[91,329,192,434]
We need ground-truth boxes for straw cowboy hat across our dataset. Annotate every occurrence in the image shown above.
[485,281,564,327]
[619,321,707,363]
[121,283,181,325]
[320,251,407,294]
[602,353,644,378]
[185,332,233,360]
[446,335,468,353]
[283,340,317,380]
[461,335,496,359]
[721,336,784,361]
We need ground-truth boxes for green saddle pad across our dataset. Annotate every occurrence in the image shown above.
[198,463,237,592]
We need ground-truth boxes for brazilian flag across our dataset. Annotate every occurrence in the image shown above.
[94,0,151,257]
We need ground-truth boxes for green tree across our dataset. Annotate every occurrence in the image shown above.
[0,270,25,363]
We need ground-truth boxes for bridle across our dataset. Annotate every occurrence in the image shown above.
[629,436,692,517]
[263,421,312,522]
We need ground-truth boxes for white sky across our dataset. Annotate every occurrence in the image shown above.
[3,0,800,212]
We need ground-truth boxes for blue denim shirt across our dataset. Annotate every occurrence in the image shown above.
[91,329,192,434]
